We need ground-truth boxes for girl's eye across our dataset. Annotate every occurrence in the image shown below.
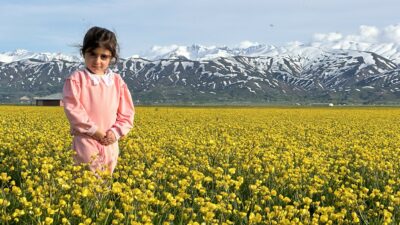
[100,54,111,60]
[86,52,111,60]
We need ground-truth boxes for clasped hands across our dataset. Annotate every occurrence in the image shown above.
[92,129,117,146]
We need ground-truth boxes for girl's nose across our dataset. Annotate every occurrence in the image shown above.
[94,56,102,63]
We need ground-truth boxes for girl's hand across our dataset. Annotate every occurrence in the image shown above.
[92,129,106,142]
[100,130,116,146]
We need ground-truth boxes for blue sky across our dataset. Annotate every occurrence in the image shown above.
[1,0,399,57]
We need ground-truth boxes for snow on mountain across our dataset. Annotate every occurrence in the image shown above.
[313,41,400,64]
[138,44,232,61]
[2,40,400,65]
[137,41,400,64]
[0,49,81,63]
[138,44,278,61]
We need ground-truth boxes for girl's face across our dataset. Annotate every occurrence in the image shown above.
[84,47,112,75]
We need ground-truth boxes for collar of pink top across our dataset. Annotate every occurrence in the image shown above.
[85,68,114,86]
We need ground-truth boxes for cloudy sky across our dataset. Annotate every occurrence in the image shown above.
[1,0,399,57]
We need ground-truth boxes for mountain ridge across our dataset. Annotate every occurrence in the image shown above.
[1,47,399,105]
[2,41,400,64]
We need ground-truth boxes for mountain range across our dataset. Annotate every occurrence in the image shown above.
[1,42,400,105]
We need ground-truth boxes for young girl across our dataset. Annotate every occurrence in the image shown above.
[63,26,134,175]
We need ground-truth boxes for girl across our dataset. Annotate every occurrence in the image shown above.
[63,26,134,175]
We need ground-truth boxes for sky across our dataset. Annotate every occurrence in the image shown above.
[1,0,400,57]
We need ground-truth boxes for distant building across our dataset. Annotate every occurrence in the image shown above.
[19,96,31,104]
[35,93,63,106]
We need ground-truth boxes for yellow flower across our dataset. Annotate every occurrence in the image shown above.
[320,214,329,223]
[168,213,175,221]
[352,212,360,223]
[61,218,70,225]
[249,212,262,223]
[44,217,53,225]
[0,172,11,182]
[11,186,22,196]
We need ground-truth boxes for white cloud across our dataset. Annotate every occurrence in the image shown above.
[383,24,400,43]
[359,25,379,41]
[238,41,259,48]
[312,24,400,44]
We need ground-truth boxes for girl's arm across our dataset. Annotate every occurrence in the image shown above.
[63,77,98,135]
[110,82,135,140]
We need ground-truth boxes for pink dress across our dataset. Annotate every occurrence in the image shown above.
[63,68,134,174]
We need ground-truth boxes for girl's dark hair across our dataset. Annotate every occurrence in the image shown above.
[80,26,119,62]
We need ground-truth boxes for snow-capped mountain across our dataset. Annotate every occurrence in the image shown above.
[138,44,278,61]
[137,42,400,64]
[1,47,399,104]
[0,49,81,63]
[3,40,400,65]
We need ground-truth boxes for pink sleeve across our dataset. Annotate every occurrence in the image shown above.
[110,82,135,139]
[63,77,97,135]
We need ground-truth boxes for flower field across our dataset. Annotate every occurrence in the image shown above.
[1,106,400,224]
